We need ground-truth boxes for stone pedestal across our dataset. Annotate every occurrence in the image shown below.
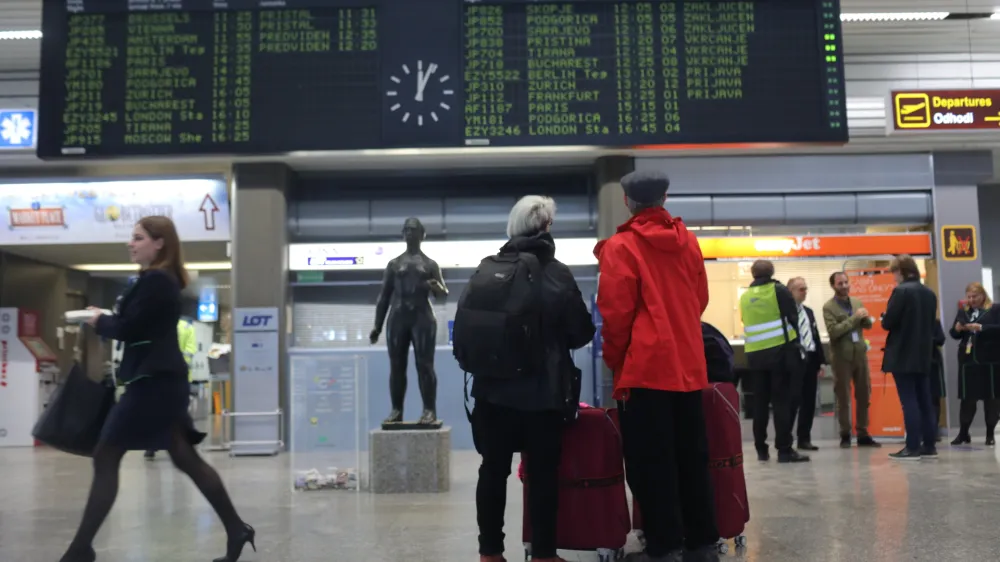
[369,426,451,494]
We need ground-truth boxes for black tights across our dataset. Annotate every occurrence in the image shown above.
[67,424,242,552]
[958,399,1000,437]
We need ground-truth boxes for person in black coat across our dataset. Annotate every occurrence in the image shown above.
[881,255,939,461]
[930,320,947,442]
[61,217,255,562]
[948,282,1000,446]
[469,196,595,562]
[786,277,827,450]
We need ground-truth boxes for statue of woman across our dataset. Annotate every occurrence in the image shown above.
[370,217,448,426]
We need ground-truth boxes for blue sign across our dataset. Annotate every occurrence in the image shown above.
[242,314,273,328]
[197,287,218,322]
[0,110,37,149]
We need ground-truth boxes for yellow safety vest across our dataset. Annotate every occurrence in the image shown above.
[178,320,198,381]
[740,283,797,353]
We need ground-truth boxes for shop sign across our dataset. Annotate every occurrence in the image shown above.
[940,225,977,261]
[890,89,1000,131]
[0,178,230,245]
[698,233,932,260]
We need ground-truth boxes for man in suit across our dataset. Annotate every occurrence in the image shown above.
[822,272,881,448]
[882,255,939,460]
[787,277,826,451]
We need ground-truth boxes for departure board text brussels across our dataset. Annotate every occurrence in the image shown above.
[37,0,847,159]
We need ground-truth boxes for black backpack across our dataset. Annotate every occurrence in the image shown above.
[453,251,545,379]
[702,322,735,383]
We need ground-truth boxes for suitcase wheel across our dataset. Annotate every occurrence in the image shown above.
[634,530,647,550]
[735,534,748,548]
[596,548,623,562]
[717,540,729,555]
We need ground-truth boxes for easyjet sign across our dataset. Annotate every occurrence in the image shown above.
[698,233,932,260]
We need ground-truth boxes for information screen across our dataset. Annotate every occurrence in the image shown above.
[37,0,847,159]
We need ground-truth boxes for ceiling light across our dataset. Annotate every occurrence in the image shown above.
[0,30,42,40]
[840,12,949,22]
[992,12,1000,20]
[71,261,232,272]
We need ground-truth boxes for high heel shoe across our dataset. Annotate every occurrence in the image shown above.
[951,434,971,445]
[212,523,256,562]
[59,545,96,562]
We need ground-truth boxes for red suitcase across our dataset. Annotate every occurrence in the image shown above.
[521,408,630,562]
[632,383,750,553]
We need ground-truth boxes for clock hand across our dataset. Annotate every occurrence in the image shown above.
[415,63,438,102]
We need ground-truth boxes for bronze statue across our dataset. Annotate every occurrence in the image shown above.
[370,217,448,427]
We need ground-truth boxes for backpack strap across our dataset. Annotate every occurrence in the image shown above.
[464,372,473,423]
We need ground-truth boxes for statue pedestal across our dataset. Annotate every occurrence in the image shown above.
[369,426,451,494]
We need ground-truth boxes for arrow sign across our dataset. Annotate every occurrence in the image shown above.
[199,194,219,231]
[986,112,1000,126]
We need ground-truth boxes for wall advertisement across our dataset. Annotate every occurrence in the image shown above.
[0,178,230,245]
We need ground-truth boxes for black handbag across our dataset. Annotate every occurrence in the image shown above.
[32,363,115,457]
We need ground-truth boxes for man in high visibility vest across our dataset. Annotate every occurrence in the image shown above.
[145,318,199,460]
[740,260,809,464]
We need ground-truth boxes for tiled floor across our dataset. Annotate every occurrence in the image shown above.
[2,440,1000,562]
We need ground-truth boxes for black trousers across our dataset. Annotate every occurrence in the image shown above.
[791,352,823,444]
[749,345,803,453]
[620,388,718,555]
[475,401,562,558]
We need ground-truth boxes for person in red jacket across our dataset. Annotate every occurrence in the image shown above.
[595,170,719,562]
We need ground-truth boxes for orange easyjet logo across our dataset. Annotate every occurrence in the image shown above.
[698,233,932,260]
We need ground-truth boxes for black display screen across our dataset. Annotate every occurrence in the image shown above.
[37,0,847,158]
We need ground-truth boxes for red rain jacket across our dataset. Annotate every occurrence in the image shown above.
[594,207,710,399]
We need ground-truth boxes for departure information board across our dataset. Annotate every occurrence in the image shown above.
[37,0,847,159]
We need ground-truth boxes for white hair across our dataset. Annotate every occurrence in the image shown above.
[506,195,556,238]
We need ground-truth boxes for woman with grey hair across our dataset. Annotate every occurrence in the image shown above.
[467,195,595,562]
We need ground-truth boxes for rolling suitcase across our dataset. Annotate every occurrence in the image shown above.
[632,383,750,554]
[521,408,630,562]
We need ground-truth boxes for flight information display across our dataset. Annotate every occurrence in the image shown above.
[37,0,847,159]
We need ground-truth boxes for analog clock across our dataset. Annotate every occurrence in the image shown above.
[386,60,454,126]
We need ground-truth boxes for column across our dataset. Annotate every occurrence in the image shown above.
[231,163,291,453]
[932,151,995,434]
[594,156,634,405]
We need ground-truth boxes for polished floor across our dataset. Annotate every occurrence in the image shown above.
[2,439,1000,562]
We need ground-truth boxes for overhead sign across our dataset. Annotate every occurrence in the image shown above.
[197,287,219,323]
[0,178,230,245]
[940,225,977,261]
[0,110,37,150]
[698,233,933,260]
[37,0,848,159]
[890,90,1000,131]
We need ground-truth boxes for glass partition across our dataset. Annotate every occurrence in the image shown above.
[288,350,369,493]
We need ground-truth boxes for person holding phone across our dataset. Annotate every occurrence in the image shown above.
[949,282,1000,446]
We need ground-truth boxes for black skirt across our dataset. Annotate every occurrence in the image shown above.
[100,374,205,450]
[958,360,1000,401]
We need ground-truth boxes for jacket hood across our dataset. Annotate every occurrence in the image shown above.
[501,231,556,260]
[594,207,689,258]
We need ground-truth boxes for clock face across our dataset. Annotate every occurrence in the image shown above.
[386,61,455,126]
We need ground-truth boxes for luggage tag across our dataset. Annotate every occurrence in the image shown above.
[851,331,860,343]
[966,339,973,355]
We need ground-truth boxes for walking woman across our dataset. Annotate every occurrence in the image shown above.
[950,282,1000,446]
[61,216,255,562]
